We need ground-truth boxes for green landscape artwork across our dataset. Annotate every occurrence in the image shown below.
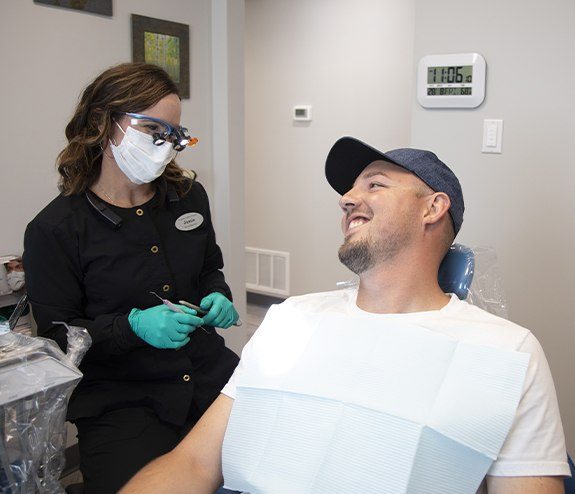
[144,32,180,83]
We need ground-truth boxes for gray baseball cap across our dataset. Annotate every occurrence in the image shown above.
[325,136,464,235]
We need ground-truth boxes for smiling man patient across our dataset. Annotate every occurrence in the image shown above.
[121,137,569,494]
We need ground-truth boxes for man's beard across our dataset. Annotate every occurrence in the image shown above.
[338,229,408,275]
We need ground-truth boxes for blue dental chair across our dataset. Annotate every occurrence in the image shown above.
[438,243,475,300]
[566,457,575,493]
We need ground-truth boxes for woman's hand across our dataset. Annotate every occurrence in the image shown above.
[128,304,203,349]
[199,293,239,329]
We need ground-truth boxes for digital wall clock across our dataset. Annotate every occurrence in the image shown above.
[417,53,486,108]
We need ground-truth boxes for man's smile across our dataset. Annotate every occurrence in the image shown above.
[345,213,371,234]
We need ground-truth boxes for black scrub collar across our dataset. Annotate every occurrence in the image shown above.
[85,178,180,229]
[156,176,181,204]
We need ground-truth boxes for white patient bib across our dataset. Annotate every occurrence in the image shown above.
[222,302,530,494]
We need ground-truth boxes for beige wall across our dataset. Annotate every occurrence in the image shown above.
[245,0,416,296]
[411,0,575,452]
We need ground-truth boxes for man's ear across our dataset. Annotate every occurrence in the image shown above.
[423,192,451,227]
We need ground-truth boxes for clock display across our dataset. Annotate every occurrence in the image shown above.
[427,65,473,84]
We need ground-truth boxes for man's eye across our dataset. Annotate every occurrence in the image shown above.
[370,182,385,189]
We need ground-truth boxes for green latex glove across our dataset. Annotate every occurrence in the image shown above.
[129,304,203,349]
[200,292,239,329]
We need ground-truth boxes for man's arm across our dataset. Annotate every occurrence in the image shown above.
[120,394,234,494]
[487,475,565,494]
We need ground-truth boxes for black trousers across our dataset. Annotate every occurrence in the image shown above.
[74,407,195,494]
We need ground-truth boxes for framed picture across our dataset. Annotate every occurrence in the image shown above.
[131,14,190,99]
[34,0,112,16]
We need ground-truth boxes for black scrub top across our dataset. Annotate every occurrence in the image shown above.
[23,178,239,426]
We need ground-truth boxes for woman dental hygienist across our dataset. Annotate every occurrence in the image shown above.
[23,63,240,494]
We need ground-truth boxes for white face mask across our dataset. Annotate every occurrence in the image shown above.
[7,271,25,291]
[110,122,178,185]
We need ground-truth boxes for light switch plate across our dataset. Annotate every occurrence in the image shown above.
[482,119,503,153]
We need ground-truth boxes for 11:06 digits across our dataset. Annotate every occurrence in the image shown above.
[428,66,473,84]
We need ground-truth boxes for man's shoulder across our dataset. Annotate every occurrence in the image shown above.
[440,297,533,351]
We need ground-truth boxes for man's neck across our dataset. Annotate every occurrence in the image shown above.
[356,255,451,314]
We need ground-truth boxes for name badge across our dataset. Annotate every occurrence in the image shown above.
[175,212,204,231]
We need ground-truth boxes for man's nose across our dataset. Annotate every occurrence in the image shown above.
[339,187,360,212]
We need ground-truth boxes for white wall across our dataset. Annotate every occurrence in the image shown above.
[0,0,247,352]
[410,0,575,451]
[245,0,415,296]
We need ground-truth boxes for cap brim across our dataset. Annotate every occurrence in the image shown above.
[325,137,399,195]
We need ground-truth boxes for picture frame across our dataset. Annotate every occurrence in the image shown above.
[131,14,190,99]
[34,0,113,17]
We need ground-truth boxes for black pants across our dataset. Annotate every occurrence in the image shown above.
[75,407,195,494]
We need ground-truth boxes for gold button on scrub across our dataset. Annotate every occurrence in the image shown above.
[162,284,170,292]
[183,374,191,382]
[136,208,144,216]
[151,245,159,253]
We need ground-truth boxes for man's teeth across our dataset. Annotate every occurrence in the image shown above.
[349,218,367,230]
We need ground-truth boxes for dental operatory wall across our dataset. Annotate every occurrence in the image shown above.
[0,0,247,352]
[244,0,575,451]
[245,0,416,293]
[410,0,575,452]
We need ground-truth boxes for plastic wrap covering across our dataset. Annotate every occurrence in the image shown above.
[464,246,508,319]
[337,244,508,318]
[0,324,91,493]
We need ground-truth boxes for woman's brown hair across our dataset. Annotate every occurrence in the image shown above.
[57,62,194,195]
